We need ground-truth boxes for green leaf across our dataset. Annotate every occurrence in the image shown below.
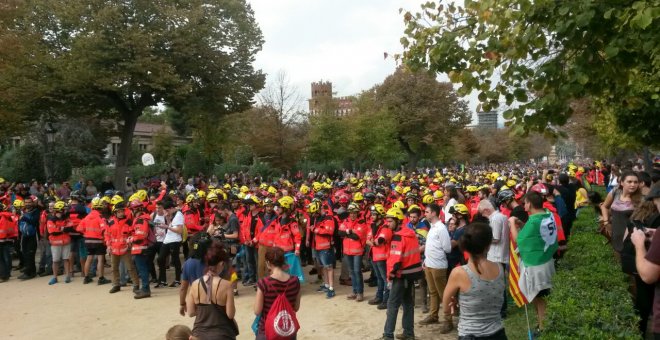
[577,73,589,85]
[478,91,487,101]
[558,6,569,15]
[603,9,615,19]
[604,45,619,58]
[513,88,528,102]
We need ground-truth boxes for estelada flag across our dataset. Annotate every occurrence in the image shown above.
[508,237,529,307]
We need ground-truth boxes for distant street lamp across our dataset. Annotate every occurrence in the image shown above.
[44,122,56,179]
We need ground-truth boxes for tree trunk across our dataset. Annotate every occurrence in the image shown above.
[397,136,418,171]
[114,113,139,193]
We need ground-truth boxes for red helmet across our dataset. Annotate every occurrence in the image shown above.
[530,183,548,196]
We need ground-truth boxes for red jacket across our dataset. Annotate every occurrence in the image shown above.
[340,217,368,256]
[256,213,278,248]
[105,216,132,255]
[47,216,70,246]
[467,196,480,219]
[273,215,301,253]
[311,215,335,251]
[182,205,202,234]
[0,211,18,242]
[240,211,264,245]
[131,213,151,255]
[370,223,392,261]
[386,226,422,281]
[78,210,106,241]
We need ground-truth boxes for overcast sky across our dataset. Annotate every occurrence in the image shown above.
[248,0,481,123]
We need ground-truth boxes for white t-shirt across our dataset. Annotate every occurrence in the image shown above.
[442,198,457,223]
[486,211,510,264]
[424,220,452,269]
[163,211,184,244]
[152,212,167,243]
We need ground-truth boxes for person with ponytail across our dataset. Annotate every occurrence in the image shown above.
[441,222,507,338]
[186,241,239,340]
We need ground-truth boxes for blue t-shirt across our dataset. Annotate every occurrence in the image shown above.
[447,226,466,265]
[181,258,205,282]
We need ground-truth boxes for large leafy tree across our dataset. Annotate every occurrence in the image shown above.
[375,68,471,169]
[0,0,264,188]
[401,0,659,146]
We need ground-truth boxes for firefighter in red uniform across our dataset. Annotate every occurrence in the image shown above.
[105,201,139,294]
[273,196,301,256]
[255,198,278,280]
[47,201,71,285]
[308,201,336,298]
[382,207,423,340]
[339,202,368,302]
[67,191,88,276]
[182,194,202,259]
[129,199,153,299]
[240,195,263,286]
[366,204,391,309]
[78,197,110,285]
[0,202,18,281]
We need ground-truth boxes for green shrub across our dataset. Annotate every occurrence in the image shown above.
[541,207,639,340]
[248,162,282,181]
[71,165,111,187]
[0,144,46,182]
[128,163,170,181]
[213,163,247,179]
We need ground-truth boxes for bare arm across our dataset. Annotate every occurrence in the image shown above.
[186,282,197,317]
[442,267,465,317]
[600,192,614,222]
[294,288,302,312]
[254,286,264,316]
[179,280,190,316]
[633,230,660,284]
[225,281,236,319]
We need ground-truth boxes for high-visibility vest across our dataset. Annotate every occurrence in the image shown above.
[240,211,264,245]
[341,218,367,256]
[79,210,106,241]
[131,213,151,255]
[312,215,335,251]
[105,216,132,255]
[371,224,392,261]
[0,212,18,241]
[386,226,422,281]
[183,205,202,234]
[274,217,301,253]
[47,216,70,246]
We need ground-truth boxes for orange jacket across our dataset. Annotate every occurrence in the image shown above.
[386,226,422,281]
[370,223,392,261]
[256,213,278,247]
[273,215,301,253]
[78,209,106,241]
[240,211,264,245]
[340,217,368,256]
[105,216,132,255]
[47,216,70,246]
[183,205,202,234]
[68,203,87,237]
[131,213,151,255]
[311,215,335,251]
[0,211,18,241]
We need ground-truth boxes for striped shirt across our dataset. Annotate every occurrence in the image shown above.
[257,275,300,334]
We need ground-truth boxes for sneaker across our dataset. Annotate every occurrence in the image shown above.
[169,281,181,288]
[18,274,35,280]
[339,278,352,286]
[439,321,454,334]
[368,298,382,305]
[316,285,328,293]
[109,286,120,294]
[133,285,140,294]
[154,282,167,288]
[134,290,151,299]
[356,294,364,302]
[98,277,111,285]
[83,276,93,284]
[48,277,57,285]
[64,276,71,283]
[346,294,357,300]
[377,302,388,310]
[395,333,415,340]
[418,316,439,325]
[326,289,336,299]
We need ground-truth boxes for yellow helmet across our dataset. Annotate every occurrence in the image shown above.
[349,177,358,185]
[371,204,386,217]
[394,185,404,194]
[466,185,479,193]
[325,178,332,184]
[101,196,111,205]
[207,192,218,202]
[353,192,364,202]
[13,199,24,209]
[110,195,124,206]
[402,186,411,194]
[237,192,246,200]
[91,197,104,209]
[312,182,322,191]
[347,202,361,212]
[506,180,517,188]
[54,201,66,212]
[128,193,139,202]
[136,190,148,202]
[407,204,421,213]
[392,200,405,210]
[300,185,310,195]
[322,183,332,190]
[259,183,268,190]
[185,193,196,203]
[208,185,216,190]
[223,183,231,190]
[356,182,365,190]
[307,202,320,214]
[415,228,429,239]
[422,195,434,205]
[240,186,249,194]
[277,196,294,210]
[0,177,5,184]
[450,204,469,215]
[246,194,261,205]
[385,208,404,221]
[267,186,278,195]
[112,202,126,213]
[433,190,444,200]
[197,190,206,199]
[400,176,407,181]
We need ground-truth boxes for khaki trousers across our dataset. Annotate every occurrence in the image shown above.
[424,266,448,319]
[111,253,138,287]
[257,246,272,280]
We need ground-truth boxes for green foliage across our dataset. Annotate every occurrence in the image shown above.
[541,207,639,339]
[71,166,111,188]
[183,147,209,178]
[213,163,248,179]
[248,162,282,181]
[402,0,660,147]
[128,163,170,181]
[0,144,44,182]
[306,112,349,164]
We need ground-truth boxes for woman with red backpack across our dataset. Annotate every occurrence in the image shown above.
[254,247,301,340]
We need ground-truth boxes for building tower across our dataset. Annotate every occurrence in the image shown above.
[477,110,498,129]
[308,81,332,114]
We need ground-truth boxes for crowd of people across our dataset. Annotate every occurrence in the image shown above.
[1,157,659,340]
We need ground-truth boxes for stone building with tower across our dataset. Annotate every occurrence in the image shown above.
[476,110,499,129]
[308,80,355,116]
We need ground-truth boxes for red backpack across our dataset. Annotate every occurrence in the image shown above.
[264,277,300,340]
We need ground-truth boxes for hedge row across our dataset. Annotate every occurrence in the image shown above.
[542,206,639,339]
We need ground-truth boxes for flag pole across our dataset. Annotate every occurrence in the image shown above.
[524,304,533,340]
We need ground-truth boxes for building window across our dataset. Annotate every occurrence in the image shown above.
[111,143,118,156]
[139,144,148,151]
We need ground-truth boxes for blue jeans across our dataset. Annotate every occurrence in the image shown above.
[133,254,150,292]
[244,245,257,282]
[346,255,363,294]
[0,242,12,279]
[384,278,415,338]
[373,260,389,302]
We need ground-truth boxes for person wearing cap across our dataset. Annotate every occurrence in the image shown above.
[380,207,423,340]
[46,201,72,285]
[631,185,660,337]
[105,201,138,293]
[78,197,110,285]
